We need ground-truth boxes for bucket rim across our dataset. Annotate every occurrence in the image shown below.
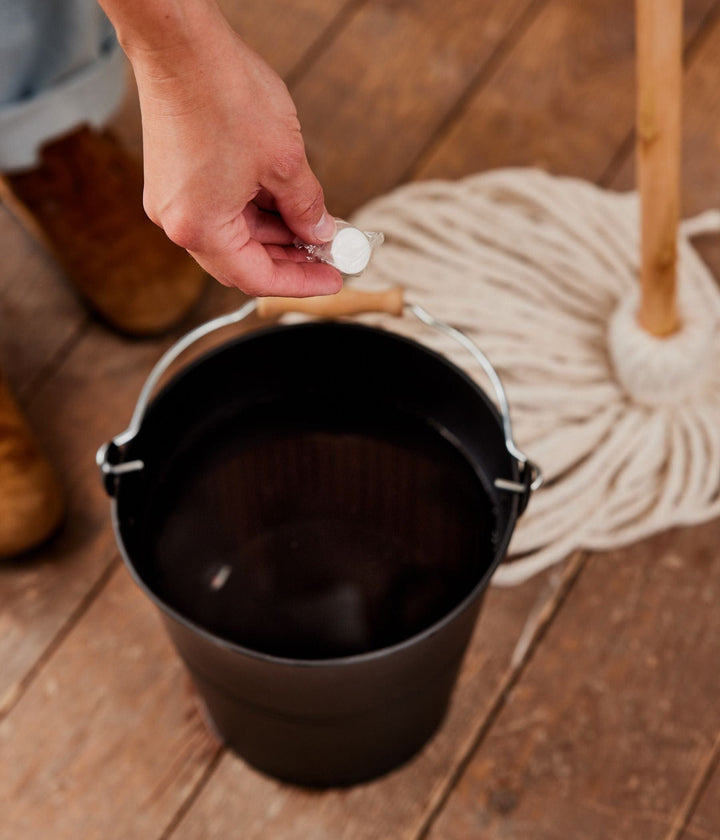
[111,319,522,668]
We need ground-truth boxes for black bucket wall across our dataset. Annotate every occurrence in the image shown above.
[102,319,531,787]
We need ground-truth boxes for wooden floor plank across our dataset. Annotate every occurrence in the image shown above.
[291,0,540,217]
[424,523,720,840]
[221,0,358,80]
[0,565,220,840]
[0,214,85,402]
[415,0,717,183]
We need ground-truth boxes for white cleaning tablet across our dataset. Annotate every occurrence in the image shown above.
[294,220,383,275]
[328,226,373,275]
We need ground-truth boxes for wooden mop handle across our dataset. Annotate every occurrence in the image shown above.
[636,0,683,336]
[256,286,405,319]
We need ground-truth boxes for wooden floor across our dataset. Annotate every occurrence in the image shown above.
[2,1,720,837]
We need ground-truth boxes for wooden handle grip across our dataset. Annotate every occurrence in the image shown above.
[256,286,405,319]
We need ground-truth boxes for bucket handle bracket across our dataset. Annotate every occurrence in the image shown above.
[96,300,259,496]
[406,303,542,507]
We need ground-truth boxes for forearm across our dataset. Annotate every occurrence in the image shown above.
[97,0,231,66]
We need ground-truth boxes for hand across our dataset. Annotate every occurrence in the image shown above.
[127,13,342,297]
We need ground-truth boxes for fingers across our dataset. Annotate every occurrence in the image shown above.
[160,200,341,296]
[263,142,336,245]
[189,235,342,297]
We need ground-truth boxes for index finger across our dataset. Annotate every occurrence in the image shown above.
[189,237,343,298]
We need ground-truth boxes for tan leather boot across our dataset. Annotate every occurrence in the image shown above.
[0,374,64,559]
[0,126,207,336]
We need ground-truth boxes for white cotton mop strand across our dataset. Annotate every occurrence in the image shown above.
[346,166,720,587]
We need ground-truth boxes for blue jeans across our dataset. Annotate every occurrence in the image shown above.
[0,0,126,171]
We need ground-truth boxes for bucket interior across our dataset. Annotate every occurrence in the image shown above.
[115,322,518,660]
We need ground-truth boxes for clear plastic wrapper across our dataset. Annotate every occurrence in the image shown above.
[295,219,384,276]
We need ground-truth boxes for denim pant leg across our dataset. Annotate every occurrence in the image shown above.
[0,0,126,172]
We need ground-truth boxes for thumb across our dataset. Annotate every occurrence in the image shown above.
[265,147,336,245]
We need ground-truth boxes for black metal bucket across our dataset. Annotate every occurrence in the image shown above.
[98,292,540,787]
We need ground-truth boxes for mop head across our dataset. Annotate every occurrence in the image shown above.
[350,169,720,586]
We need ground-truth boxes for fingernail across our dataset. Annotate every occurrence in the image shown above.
[314,212,336,242]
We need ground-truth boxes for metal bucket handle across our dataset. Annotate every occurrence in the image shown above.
[97,287,542,508]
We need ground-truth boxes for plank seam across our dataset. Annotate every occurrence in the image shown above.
[158,746,226,840]
[679,0,720,69]
[598,130,635,189]
[663,729,720,840]
[18,316,91,402]
[412,552,586,840]
[285,0,372,90]
[401,0,549,187]
[599,0,720,189]
[0,552,121,721]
